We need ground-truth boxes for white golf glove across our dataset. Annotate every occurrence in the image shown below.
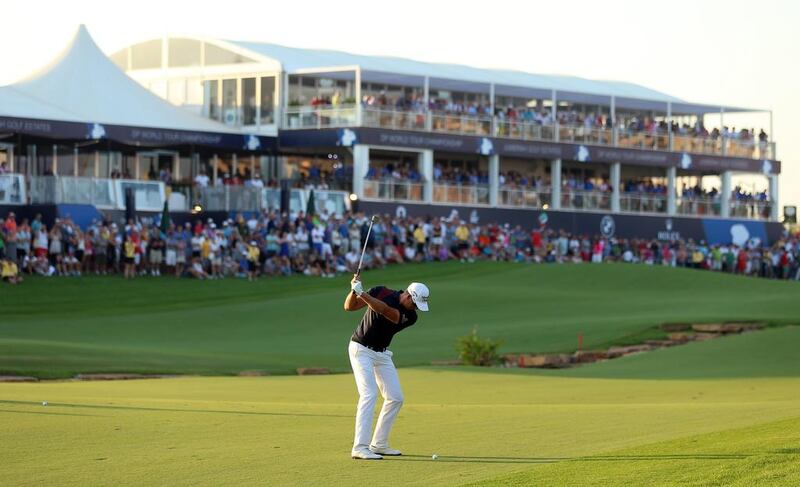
[351,280,364,296]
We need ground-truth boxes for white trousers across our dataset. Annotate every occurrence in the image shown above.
[348,341,404,451]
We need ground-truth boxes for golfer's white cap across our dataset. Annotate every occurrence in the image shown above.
[407,282,430,312]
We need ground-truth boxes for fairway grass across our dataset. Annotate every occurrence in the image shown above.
[2,369,799,486]
[3,263,799,485]
[1,262,799,378]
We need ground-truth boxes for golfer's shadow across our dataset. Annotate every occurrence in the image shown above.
[391,453,748,464]
[393,455,562,464]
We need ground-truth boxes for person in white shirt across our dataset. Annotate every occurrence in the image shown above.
[295,226,310,253]
[311,225,325,254]
[248,173,265,188]
[345,248,360,272]
[194,172,210,188]
[246,215,258,233]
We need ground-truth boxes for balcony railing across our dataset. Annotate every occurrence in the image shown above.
[430,112,492,136]
[433,183,490,205]
[677,197,720,216]
[561,189,612,211]
[28,176,165,211]
[196,186,350,216]
[362,107,426,131]
[281,105,776,160]
[730,200,771,220]
[283,105,357,129]
[0,174,26,205]
[620,193,668,214]
[200,186,264,212]
[499,186,551,208]
[363,179,424,202]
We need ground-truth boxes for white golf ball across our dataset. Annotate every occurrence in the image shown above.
[42,401,48,406]
[431,454,438,460]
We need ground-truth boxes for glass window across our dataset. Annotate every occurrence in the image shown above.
[178,157,192,183]
[207,80,220,121]
[121,155,136,179]
[103,152,124,179]
[55,145,74,176]
[222,79,237,125]
[186,78,204,111]
[168,38,201,67]
[97,152,109,178]
[260,77,275,124]
[242,78,256,125]
[204,43,256,65]
[77,151,95,177]
[130,40,162,70]
[110,49,128,70]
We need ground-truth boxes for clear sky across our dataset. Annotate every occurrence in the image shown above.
[2,0,798,210]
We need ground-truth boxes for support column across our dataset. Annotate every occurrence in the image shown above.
[489,83,495,136]
[610,162,621,212]
[212,154,218,186]
[423,76,431,131]
[720,170,732,217]
[610,96,617,146]
[720,107,726,156]
[355,68,362,126]
[667,102,673,151]
[352,144,369,199]
[420,149,433,203]
[667,166,677,215]
[552,90,559,142]
[488,154,499,206]
[281,72,289,128]
[769,175,779,221]
[550,158,561,209]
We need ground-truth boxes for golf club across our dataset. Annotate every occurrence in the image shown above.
[356,215,378,276]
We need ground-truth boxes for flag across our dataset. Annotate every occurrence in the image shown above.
[159,200,170,236]
[306,189,315,216]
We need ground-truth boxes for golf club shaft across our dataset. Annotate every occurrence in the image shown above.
[356,217,376,276]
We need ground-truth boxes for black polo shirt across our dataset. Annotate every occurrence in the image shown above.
[351,286,418,351]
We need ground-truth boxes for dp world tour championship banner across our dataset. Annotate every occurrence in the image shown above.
[359,201,784,246]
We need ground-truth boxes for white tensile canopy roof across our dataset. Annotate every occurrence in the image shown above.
[226,40,761,115]
[0,25,238,134]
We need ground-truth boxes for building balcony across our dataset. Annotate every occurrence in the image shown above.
[281,105,776,160]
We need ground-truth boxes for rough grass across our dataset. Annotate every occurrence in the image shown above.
[1,262,798,379]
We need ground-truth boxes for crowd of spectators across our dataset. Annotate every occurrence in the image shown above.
[2,210,797,284]
[353,91,771,158]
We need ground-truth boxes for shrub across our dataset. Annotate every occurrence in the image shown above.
[456,327,503,366]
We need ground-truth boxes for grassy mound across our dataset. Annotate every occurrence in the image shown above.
[1,262,797,378]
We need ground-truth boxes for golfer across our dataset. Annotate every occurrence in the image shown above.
[344,275,429,460]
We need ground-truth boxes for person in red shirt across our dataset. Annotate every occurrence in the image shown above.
[737,248,748,274]
[531,228,542,250]
[4,212,17,234]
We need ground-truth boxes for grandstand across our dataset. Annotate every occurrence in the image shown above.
[0,26,783,243]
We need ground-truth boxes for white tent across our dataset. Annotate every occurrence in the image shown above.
[0,86,78,121]
[0,25,238,134]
